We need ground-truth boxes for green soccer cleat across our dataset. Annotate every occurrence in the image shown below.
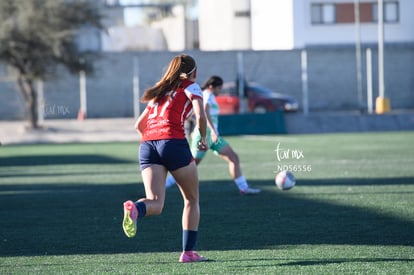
[122,200,138,238]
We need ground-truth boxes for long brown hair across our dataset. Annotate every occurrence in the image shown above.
[141,54,197,102]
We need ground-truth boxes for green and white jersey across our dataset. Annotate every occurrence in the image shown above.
[190,89,229,158]
[203,90,220,134]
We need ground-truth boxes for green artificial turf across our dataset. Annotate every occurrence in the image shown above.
[0,132,413,274]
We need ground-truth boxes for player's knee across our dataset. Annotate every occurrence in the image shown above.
[153,208,163,216]
[182,190,198,203]
[150,200,165,216]
[184,197,198,208]
[152,204,164,216]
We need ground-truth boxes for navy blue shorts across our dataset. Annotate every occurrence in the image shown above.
[139,139,194,171]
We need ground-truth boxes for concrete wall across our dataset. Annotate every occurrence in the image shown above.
[1,45,413,120]
[285,111,414,134]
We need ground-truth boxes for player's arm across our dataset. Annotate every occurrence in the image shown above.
[204,103,218,143]
[192,97,208,151]
[134,107,150,136]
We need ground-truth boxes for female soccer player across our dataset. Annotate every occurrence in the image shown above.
[122,54,208,263]
[166,76,261,195]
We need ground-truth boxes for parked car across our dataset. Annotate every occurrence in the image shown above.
[216,82,299,114]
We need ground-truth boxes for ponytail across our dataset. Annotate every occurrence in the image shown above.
[141,54,197,102]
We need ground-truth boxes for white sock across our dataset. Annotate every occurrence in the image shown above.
[166,174,176,188]
[234,175,248,191]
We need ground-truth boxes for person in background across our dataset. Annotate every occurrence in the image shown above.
[166,75,261,195]
[122,54,208,263]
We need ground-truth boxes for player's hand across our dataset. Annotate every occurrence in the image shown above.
[210,131,218,143]
[198,137,208,151]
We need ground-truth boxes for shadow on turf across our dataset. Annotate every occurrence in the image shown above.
[297,177,414,186]
[223,257,414,269]
[0,178,413,256]
[277,257,414,266]
[0,154,132,167]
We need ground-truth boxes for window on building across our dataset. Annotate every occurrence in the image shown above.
[373,1,399,23]
[234,10,251,18]
[311,3,335,24]
[311,1,399,25]
[311,4,323,24]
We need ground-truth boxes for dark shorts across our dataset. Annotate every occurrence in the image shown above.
[139,139,193,171]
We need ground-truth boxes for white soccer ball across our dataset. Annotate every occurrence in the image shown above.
[275,170,296,190]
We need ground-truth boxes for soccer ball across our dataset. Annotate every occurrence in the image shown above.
[275,170,296,190]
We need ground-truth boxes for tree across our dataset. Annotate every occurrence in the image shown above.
[0,0,103,129]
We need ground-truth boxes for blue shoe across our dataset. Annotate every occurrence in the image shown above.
[240,187,261,195]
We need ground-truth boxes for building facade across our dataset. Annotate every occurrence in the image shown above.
[1,0,413,120]
[199,0,414,50]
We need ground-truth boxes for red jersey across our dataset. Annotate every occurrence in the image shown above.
[141,80,203,141]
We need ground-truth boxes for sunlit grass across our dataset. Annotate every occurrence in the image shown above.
[0,132,413,274]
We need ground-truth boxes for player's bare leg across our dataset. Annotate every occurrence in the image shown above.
[139,164,168,215]
[172,161,206,262]
[217,145,241,179]
[218,145,261,195]
[122,164,167,238]
[172,161,200,230]
[123,164,168,238]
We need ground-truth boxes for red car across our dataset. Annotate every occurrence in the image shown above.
[216,82,299,114]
